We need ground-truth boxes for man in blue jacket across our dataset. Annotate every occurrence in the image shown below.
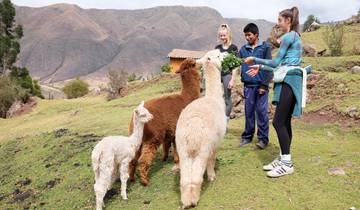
[238,23,272,149]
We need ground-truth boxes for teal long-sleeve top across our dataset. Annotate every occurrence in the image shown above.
[253,31,307,117]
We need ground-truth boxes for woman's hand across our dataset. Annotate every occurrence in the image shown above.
[246,65,260,77]
[244,57,255,64]
[228,78,234,89]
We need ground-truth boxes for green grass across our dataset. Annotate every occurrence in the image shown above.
[0,64,359,210]
[301,24,360,56]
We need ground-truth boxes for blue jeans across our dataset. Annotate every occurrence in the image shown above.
[241,86,269,144]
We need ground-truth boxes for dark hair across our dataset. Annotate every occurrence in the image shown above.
[243,23,259,35]
[279,7,300,33]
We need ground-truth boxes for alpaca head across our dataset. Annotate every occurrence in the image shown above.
[134,101,153,123]
[176,58,197,74]
[196,49,227,69]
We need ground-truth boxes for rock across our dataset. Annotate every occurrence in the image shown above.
[6,97,37,118]
[307,21,321,32]
[143,200,151,204]
[303,44,317,57]
[326,131,334,138]
[16,178,32,187]
[351,66,360,74]
[267,25,285,49]
[346,107,359,119]
[53,128,69,138]
[337,83,345,89]
[12,189,33,202]
[328,167,346,175]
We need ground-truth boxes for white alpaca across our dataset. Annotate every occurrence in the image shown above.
[175,49,227,209]
[91,101,153,210]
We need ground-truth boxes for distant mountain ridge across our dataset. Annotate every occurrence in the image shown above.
[15,4,274,83]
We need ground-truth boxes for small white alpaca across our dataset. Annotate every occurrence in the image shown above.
[175,49,227,208]
[91,101,153,210]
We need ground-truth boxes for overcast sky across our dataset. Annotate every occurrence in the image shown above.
[12,0,360,23]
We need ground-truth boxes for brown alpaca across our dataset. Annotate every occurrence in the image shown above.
[128,59,201,186]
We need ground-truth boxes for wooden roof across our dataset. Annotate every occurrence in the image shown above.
[167,49,206,59]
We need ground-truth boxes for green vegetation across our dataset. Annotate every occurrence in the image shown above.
[62,78,89,99]
[161,63,171,73]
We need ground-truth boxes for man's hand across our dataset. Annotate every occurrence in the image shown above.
[246,65,260,77]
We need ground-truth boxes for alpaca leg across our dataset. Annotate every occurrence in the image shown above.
[138,143,158,186]
[180,156,207,209]
[162,139,171,162]
[120,159,130,200]
[94,165,114,210]
[129,145,142,182]
[206,149,216,181]
[171,140,180,172]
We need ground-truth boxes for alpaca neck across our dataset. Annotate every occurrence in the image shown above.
[130,116,145,150]
[204,63,223,98]
[180,72,200,100]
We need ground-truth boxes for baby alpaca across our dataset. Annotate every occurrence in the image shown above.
[175,49,227,209]
[91,101,153,210]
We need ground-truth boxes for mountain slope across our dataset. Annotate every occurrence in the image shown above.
[15,4,274,82]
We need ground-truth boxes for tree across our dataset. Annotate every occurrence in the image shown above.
[62,78,89,99]
[161,63,171,73]
[0,0,23,74]
[322,24,344,56]
[303,15,320,32]
[107,69,128,100]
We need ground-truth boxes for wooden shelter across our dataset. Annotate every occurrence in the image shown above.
[167,49,206,73]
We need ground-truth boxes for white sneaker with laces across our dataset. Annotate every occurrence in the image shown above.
[267,164,294,178]
[263,158,282,171]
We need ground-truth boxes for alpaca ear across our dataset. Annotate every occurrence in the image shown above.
[140,101,144,107]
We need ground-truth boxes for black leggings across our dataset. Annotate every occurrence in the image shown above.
[273,83,296,155]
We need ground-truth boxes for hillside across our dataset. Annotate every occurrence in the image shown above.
[302,23,360,55]
[0,55,359,209]
[14,4,274,83]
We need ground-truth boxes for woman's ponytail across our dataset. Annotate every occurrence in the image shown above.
[280,6,300,34]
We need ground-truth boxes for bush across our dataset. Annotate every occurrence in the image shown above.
[62,78,89,99]
[128,73,136,82]
[10,67,43,99]
[0,75,25,118]
[322,24,344,56]
[161,63,171,73]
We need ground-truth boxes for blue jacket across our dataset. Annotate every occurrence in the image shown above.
[238,41,273,88]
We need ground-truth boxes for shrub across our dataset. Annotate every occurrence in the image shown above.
[62,78,89,99]
[161,63,171,73]
[128,73,136,82]
[322,24,344,56]
[0,75,24,118]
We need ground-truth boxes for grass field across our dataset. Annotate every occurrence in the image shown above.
[1,55,360,209]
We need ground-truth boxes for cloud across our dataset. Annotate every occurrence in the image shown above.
[12,0,360,22]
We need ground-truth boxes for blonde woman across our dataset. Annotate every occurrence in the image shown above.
[215,24,238,121]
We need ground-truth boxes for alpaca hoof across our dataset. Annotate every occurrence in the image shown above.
[162,156,168,162]
[129,176,136,182]
[122,196,128,200]
[140,179,149,186]
[208,175,216,182]
[171,164,180,172]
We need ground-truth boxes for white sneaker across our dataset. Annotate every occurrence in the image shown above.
[263,158,282,171]
[267,164,294,178]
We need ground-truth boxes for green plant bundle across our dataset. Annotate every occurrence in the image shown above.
[221,53,244,74]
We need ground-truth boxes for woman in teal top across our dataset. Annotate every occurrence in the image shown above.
[245,6,304,178]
